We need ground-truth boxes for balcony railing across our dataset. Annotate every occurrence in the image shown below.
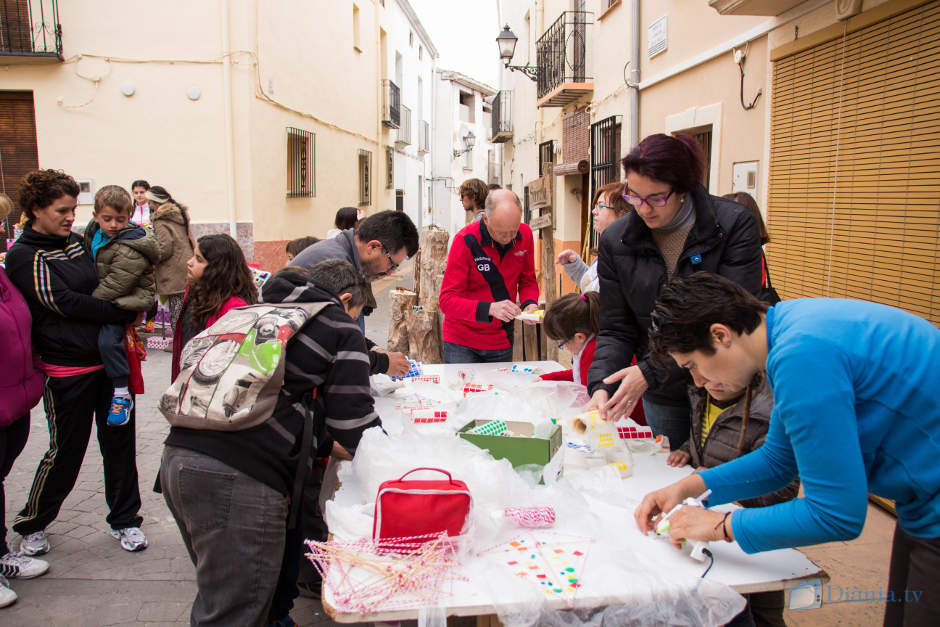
[491,90,513,143]
[396,105,412,146]
[418,120,430,153]
[536,11,593,105]
[382,79,401,128]
[0,0,62,61]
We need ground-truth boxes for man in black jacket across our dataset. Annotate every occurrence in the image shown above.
[586,134,762,449]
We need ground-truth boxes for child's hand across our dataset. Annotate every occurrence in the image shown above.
[667,450,691,467]
[331,442,353,460]
[385,352,410,377]
[555,249,579,265]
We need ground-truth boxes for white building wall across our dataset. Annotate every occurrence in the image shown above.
[498,0,541,213]
[430,71,497,235]
[383,0,437,230]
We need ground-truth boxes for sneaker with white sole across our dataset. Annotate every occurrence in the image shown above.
[18,531,49,557]
[0,552,49,579]
[107,395,133,426]
[0,576,16,609]
[110,526,148,552]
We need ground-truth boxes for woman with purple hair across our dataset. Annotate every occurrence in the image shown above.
[586,133,764,450]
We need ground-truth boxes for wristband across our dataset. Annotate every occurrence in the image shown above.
[721,512,732,542]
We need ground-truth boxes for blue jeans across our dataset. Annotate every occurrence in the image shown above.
[642,398,691,451]
[161,445,287,626]
[443,341,513,364]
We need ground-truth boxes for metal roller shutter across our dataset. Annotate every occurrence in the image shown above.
[767,0,940,324]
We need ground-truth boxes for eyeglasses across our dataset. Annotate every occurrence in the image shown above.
[595,204,615,211]
[376,244,399,277]
[555,339,569,350]
[622,188,675,209]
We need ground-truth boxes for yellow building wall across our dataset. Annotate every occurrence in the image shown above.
[1,0,395,269]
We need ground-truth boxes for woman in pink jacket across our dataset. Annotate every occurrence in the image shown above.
[0,195,48,607]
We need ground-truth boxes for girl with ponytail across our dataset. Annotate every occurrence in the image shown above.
[540,291,601,387]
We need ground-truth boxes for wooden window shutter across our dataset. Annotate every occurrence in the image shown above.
[767,0,940,324]
[0,91,39,245]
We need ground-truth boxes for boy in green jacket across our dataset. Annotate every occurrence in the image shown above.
[84,185,160,426]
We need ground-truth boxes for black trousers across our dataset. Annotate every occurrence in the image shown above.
[1,414,31,554]
[884,523,940,626]
[98,322,129,389]
[12,370,143,534]
[267,465,327,621]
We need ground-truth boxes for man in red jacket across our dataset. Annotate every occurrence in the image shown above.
[439,189,539,363]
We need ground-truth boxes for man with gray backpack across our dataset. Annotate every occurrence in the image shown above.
[158,259,381,626]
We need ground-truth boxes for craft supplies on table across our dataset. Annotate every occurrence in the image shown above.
[307,532,462,616]
[324,395,827,625]
[409,374,440,384]
[390,358,422,381]
[466,419,508,436]
[503,506,556,529]
[463,383,495,396]
[410,409,448,423]
[479,532,591,604]
[516,309,545,323]
[373,468,471,543]
[458,420,563,481]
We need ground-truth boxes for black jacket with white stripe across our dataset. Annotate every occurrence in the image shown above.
[164,271,382,495]
[5,225,135,366]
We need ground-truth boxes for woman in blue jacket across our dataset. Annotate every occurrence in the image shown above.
[636,272,940,627]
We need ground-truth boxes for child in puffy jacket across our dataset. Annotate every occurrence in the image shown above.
[83,185,160,426]
[667,373,799,627]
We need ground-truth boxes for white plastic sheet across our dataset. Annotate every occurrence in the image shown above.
[326,425,746,627]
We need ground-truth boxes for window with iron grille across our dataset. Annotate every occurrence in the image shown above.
[589,115,622,249]
[286,127,315,197]
[358,149,371,205]
[538,140,554,176]
[386,147,394,189]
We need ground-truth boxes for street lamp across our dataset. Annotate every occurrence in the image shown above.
[453,130,476,158]
[496,24,538,81]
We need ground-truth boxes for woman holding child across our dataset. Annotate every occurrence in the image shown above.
[4,170,146,558]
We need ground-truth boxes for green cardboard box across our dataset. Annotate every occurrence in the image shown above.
[458,420,563,480]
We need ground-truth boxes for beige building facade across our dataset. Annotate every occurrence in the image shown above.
[497,0,939,323]
[0,0,438,270]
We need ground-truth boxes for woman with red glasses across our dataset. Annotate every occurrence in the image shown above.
[586,133,764,450]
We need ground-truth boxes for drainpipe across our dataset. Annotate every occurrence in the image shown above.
[629,0,640,148]
[221,0,237,238]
